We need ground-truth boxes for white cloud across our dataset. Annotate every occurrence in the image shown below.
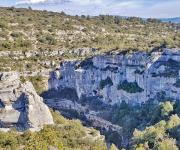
[142,0,180,18]
[113,1,142,9]
[71,0,102,5]
[16,0,103,5]
[15,0,180,17]
[16,0,48,4]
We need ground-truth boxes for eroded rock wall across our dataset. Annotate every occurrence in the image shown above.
[49,49,180,105]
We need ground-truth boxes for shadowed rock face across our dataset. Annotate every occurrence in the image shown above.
[49,49,180,105]
[0,72,54,131]
[43,48,180,148]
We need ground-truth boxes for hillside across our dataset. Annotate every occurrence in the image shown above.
[0,7,179,73]
[0,72,108,150]
[161,17,180,23]
[0,7,180,150]
[46,49,180,149]
[0,110,107,150]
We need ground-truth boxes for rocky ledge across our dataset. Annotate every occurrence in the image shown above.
[0,72,54,131]
[49,48,180,105]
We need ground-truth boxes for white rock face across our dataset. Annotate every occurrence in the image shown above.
[49,49,180,105]
[0,72,54,131]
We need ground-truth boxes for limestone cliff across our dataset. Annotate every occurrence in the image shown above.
[0,72,54,131]
[49,49,180,105]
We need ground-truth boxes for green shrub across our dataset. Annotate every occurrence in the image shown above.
[15,38,32,48]
[117,80,144,93]
[132,120,179,150]
[20,76,27,83]
[0,111,107,150]
[100,77,113,89]
[2,39,31,50]
[38,35,57,45]
[28,76,46,94]
[160,101,173,117]
[10,32,22,38]
[2,41,12,49]
[77,58,94,69]
[0,21,7,29]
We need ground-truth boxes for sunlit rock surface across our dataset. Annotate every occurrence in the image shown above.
[49,49,180,105]
[0,72,54,131]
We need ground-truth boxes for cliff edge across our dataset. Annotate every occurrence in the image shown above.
[0,72,54,131]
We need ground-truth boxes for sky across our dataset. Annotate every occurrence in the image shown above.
[0,0,180,18]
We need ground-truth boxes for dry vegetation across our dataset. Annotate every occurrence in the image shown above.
[0,7,179,51]
[0,7,179,72]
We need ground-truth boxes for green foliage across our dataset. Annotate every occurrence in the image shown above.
[20,76,27,83]
[38,35,57,45]
[110,144,119,150]
[152,59,180,78]
[126,100,180,150]
[160,101,173,117]
[166,114,180,130]
[0,7,179,53]
[1,39,32,50]
[2,41,12,49]
[0,21,8,29]
[16,38,32,48]
[19,75,47,94]
[28,76,47,94]
[0,111,107,150]
[0,130,19,149]
[133,121,166,148]
[109,100,180,149]
[99,77,113,89]
[0,7,179,72]
[132,120,179,150]
[117,80,144,93]
[157,138,178,150]
[10,32,22,38]
[0,7,179,150]
[76,58,94,69]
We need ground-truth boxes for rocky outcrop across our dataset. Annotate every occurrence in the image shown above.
[0,72,54,131]
[0,48,97,59]
[0,48,98,76]
[45,97,121,133]
[44,97,123,146]
[49,49,180,105]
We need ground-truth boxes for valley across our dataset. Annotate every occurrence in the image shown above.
[0,6,179,150]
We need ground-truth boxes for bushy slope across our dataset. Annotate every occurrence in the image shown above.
[0,7,179,72]
[0,7,179,52]
[107,100,180,149]
[0,111,107,150]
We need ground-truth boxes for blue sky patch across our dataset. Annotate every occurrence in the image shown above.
[0,0,179,18]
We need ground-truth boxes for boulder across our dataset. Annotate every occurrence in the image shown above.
[0,72,54,131]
